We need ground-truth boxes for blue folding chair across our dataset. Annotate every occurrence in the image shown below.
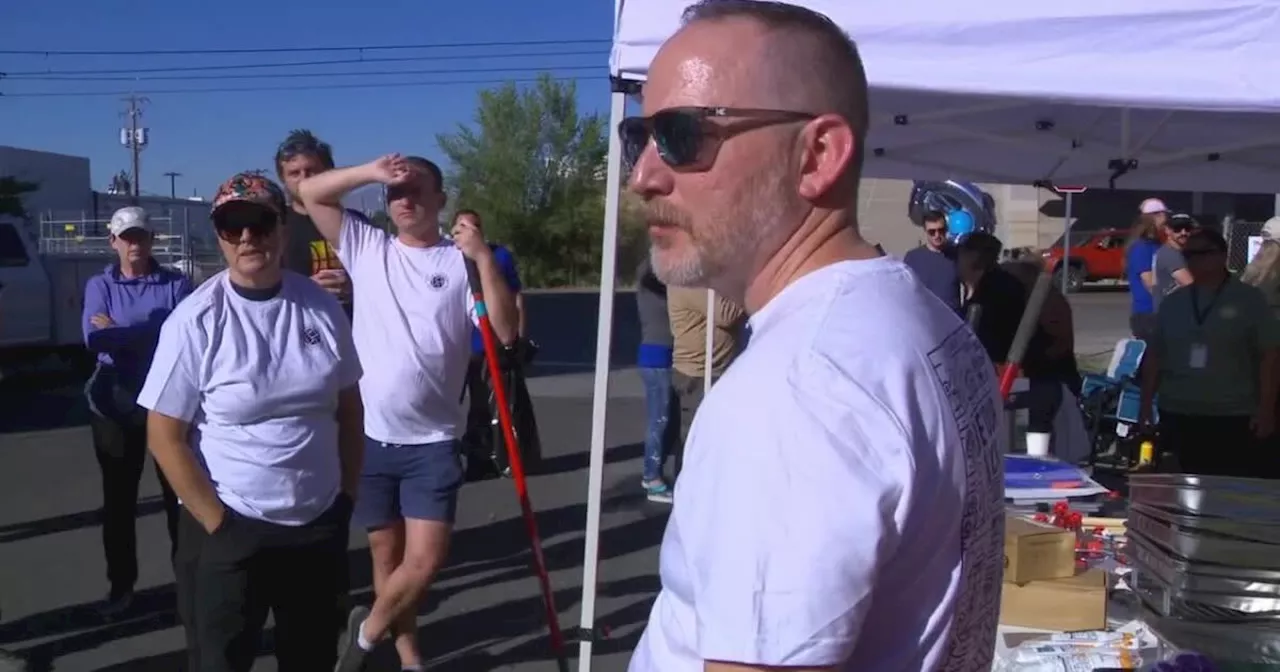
[1080,338,1156,466]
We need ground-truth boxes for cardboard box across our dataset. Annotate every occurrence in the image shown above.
[1004,516,1077,584]
[999,569,1108,632]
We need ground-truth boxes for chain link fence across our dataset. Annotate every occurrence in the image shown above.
[38,206,226,284]
[1223,217,1265,272]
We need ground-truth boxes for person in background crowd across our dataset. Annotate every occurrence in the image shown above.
[903,209,962,314]
[82,206,192,617]
[298,154,517,672]
[458,208,526,478]
[276,129,353,318]
[959,233,1063,457]
[1126,201,1165,340]
[1141,228,1280,478]
[624,2,1004,669]
[1151,211,1197,312]
[635,258,677,503]
[1240,238,1280,314]
[666,285,746,479]
[139,174,363,672]
[1002,257,1080,389]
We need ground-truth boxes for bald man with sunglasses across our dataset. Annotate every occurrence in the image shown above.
[622,2,1004,671]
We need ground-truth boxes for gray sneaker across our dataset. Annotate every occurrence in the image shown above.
[333,605,371,672]
[643,479,674,504]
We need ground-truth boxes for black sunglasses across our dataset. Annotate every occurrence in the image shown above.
[925,227,948,236]
[387,183,432,202]
[214,207,278,242]
[618,106,817,171]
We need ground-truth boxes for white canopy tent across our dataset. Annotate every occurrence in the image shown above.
[575,1,1280,668]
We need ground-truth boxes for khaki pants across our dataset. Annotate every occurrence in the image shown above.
[671,371,715,480]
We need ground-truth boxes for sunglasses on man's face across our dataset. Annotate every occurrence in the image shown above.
[115,229,151,245]
[387,183,434,202]
[618,106,817,172]
[926,227,948,237]
[214,208,278,243]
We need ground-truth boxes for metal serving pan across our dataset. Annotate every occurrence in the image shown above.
[1128,473,1280,520]
[1132,558,1280,621]
[1128,508,1280,570]
[1139,603,1280,664]
[1130,501,1280,545]
[1129,533,1280,596]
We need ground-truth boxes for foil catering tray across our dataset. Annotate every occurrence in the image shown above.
[1129,501,1280,545]
[1129,532,1280,597]
[1127,506,1280,570]
[1128,473,1280,521]
[1139,603,1280,664]
[1132,554,1280,622]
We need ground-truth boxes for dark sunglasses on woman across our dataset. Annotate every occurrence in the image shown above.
[618,106,817,172]
[214,204,279,242]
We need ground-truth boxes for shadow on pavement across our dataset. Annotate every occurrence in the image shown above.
[6,487,669,669]
[0,496,166,545]
[2,584,179,671]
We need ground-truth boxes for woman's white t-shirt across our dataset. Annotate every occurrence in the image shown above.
[137,271,362,526]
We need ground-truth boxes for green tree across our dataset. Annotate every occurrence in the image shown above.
[0,177,38,219]
[437,74,609,287]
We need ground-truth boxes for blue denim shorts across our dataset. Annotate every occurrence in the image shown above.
[352,438,464,529]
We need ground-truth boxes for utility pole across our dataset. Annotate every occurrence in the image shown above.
[119,95,150,205]
[163,171,181,199]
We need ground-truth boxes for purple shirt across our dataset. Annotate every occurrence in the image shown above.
[82,261,193,389]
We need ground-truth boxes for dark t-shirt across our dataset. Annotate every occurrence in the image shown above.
[903,245,962,314]
[964,267,1054,376]
[282,209,351,317]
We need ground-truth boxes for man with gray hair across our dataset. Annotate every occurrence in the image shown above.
[621,2,1005,670]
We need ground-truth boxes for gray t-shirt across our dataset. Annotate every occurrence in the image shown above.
[1152,244,1186,311]
[636,260,673,348]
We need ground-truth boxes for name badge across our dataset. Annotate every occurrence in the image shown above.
[1189,343,1208,369]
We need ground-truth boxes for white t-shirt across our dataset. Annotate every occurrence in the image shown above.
[336,211,477,444]
[137,271,362,526]
[630,258,1005,672]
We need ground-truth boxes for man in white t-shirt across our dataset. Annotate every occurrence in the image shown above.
[621,2,1006,671]
[139,172,364,671]
[298,154,517,672]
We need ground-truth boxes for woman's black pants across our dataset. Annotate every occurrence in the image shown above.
[89,411,180,597]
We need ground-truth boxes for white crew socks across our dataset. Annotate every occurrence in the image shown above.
[356,619,375,651]
[1025,432,1052,458]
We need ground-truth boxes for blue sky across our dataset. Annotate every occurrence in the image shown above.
[0,0,612,198]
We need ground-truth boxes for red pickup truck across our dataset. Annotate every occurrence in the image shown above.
[1040,228,1129,292]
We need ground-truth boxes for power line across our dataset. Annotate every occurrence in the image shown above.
[0,75,606,99]
[0,38,610,57]
[12,64,603,82]
[0,50,607,77]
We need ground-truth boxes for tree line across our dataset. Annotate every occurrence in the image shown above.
[436,74,647,288]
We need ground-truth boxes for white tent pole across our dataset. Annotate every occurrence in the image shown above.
[577,88,627,672]
[703,290,715,395]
